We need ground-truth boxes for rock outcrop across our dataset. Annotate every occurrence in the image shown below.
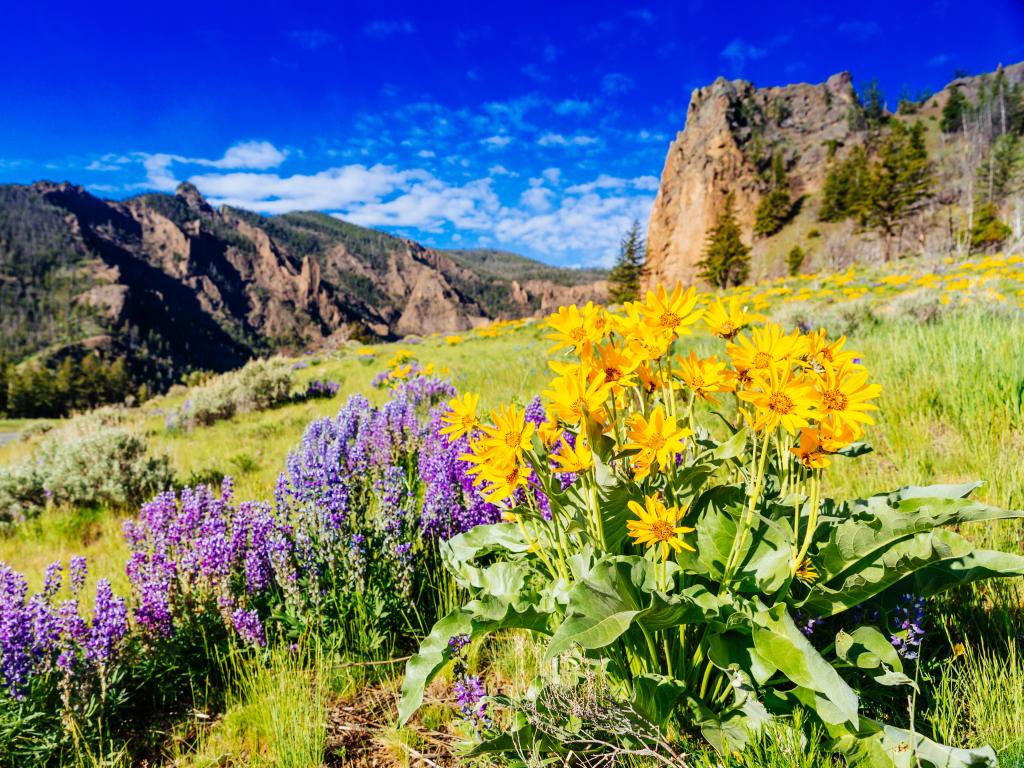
[0,182,605,388]
[644,63,1024,288]
[645,72,860,287]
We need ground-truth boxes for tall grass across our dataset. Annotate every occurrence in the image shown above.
[175,645,329,768]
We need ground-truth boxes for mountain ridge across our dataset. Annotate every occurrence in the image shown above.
[0,181,606,391]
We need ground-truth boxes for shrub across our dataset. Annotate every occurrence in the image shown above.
[173,358,295,429]
[0,427,172,526]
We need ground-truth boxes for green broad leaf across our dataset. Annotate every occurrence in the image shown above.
[713,426,750,461]
[835,626,915,689]
[546,557,722,659]
[595,480,633,552]
[708,631,778,685]
[631,673,687,727]
[397,597,552,725]
[441,523,531,572]
[802,528,990,616]
[752,605,859,727]
[545,558,644,658]
[834,441,873,458]
[835,626,903,673]
[830,717,997,768]
[690,485,744,578]
[912,548,1024,596]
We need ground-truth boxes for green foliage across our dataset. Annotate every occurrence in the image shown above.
[977,133,1023,204]
[862,121,934,253]
[819,146,870,223]
[970,202,1012,252]
[175,358,296,430]
[698,193,750,288]
[941,85,969,134]
[754,154,794,237]
[860,79,889,130]
[786,245,806,277]
[0,425,172,525]
[2,353,135,419]
[608,220,645,304]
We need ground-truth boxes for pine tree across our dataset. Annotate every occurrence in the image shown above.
[819,146,869,222]
[786,245,806,276]
[0,360,7,416]
[863,120,934,257]
[698,193,750,289]
[861,79,888,130]
[754,152,794,236]
[970,202,1012,251]
[608,220,645,304]
[941,85,968,134]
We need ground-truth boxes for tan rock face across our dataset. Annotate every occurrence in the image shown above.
[645,72,859,288]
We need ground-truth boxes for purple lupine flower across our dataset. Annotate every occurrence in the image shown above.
[890,593,927,660]
[0,566,33,696]
[454,675,491,726]
[69,556,87,597]
[43,561,62,599]
[231,608,265,647]
[86,579,128,667]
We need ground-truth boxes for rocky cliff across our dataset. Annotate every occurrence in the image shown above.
[0,182,605,389]
[644,64,1024,287]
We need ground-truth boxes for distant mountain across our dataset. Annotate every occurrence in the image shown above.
[0,181,606,391]
[645,62,1024,286]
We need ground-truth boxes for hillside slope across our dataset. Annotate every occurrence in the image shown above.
[0,182,605,389]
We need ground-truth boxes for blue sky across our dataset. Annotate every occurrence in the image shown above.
[1,1,1022,267]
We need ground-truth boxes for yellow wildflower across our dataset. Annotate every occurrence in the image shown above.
[476,404,536,463]
[624,406,692,476]
[674,352,735,403]
[438,392,480,442]
[640,283,703,338]
[543,370,612,426]
[814,362,881,434]
[704,295,755,340]
[737,366,819,435]
[626,494,695,559]
[551,437,593,474]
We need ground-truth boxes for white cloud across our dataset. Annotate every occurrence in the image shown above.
[190,164,425,214]
[537,133,598,147]
[417,149,436,158]
[720,39,767,71]
[488,164,511,176]
[136,141,289,191]
[566,174,658,194]
[519,185,553,212]
[553,99,594,116]
[481,135,512,148]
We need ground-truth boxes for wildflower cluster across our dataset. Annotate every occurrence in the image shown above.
[402,282,1024,768]
[303,379,341,399]
[0,558,128,703]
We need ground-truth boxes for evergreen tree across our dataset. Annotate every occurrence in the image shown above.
[754,153,794,236]
[698,193,750,289]
[859,79,888,130]
[863,120,934,257]
[970,202,1012,251]
[786,245,806,276]
[941,85,968,134]
[819,146,870,222]
[608,220,645,304]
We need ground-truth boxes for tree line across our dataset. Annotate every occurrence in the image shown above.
[0,353,137,419]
